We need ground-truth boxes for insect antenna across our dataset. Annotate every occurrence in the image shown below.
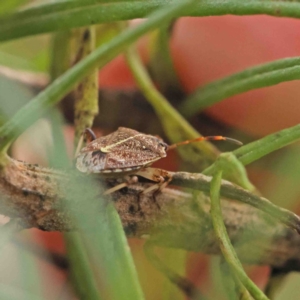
[84,128,97,141]
[74,128,97,158]
[167,136,243,151]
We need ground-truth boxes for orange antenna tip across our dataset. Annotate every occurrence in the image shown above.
[167,136,243,151]
[221,137,243,146]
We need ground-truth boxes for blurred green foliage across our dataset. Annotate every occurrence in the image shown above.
[0,1,300,300]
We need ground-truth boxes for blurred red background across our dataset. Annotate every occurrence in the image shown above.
[13,15,300,299]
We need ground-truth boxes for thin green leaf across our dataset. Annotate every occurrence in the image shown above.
[0,35,50,72]
[125,46,220,168]
[149,23,182,95]
[65,173,145,300]
[56,123,102,299]
[0,220,21,249]
[47,112,143,300]
[210,169,269,300]
[203,123,300,176]
[65,233,102,300]
[180,57,300,115]
[50,31,72,80]
[0,0,197,153]
[234,124,300,165]
[0,0,158,42]
[92,201,144,300]
[0,0,28,16]
[19,235,44,299]
[0,3,198,298]
[46,110,101,299]
[2,1,300,42]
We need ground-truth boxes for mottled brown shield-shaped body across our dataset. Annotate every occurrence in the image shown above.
[76,127,168,175]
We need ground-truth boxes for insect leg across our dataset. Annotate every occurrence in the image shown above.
[103,176,139,195]
[135,167,173,194]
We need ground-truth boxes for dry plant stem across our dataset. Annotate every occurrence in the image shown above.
[73,27,99,146]
[171,171,300,234]
[1,157,300,271]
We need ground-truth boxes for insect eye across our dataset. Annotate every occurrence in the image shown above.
[159,142,168,150]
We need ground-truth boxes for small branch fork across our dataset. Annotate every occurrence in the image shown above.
[1,157,300,272]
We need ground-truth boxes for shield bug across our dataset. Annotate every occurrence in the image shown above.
[76,127,242,194]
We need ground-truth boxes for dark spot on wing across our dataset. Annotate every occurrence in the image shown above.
[92,150,106,158]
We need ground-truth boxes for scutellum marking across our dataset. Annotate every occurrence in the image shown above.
[75,127,242,195]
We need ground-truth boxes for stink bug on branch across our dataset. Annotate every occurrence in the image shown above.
[76,127,242,194]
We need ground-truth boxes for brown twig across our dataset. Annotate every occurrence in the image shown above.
[1,157,300,272]
[171,171,300,234]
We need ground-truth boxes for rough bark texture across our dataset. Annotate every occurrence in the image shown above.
[1,156,300,272]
